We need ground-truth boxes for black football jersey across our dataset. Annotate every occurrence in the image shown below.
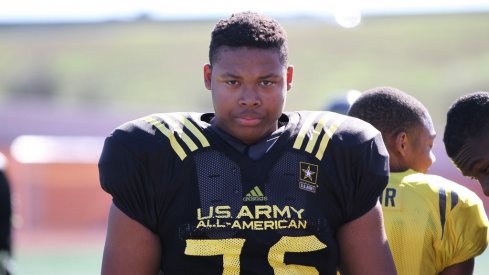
[99,111,389,274]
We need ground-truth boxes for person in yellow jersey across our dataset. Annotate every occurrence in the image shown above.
[348,86,489,275]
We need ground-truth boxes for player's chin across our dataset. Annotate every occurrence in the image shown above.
[235,129,266,145]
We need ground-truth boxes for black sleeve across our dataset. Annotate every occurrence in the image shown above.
[349,132,389,220]
[333,118,389,223]
[0,170,12,252]
[98,133,160,233]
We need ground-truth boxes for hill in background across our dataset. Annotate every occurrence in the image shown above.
[0,13,488,133]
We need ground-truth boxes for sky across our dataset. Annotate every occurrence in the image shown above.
[1,0,489,24]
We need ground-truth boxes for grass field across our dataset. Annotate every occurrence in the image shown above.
[12,230,105,275]
[16,245,103,275]
[1,13,489,127]
[12,229,489,274]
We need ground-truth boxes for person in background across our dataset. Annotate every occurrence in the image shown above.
[348,86,489,275]
[324,90,361,115]
[98,11,396,275]
[0,152,12,275]
[444,91,489,196]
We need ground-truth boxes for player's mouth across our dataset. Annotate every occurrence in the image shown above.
[237,114,262,126]
[238,117,261,126]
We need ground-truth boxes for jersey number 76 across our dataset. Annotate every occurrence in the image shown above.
[185,235,327,274]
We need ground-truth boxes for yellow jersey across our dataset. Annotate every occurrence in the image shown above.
[380,169,489,275]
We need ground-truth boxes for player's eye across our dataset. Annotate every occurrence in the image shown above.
[260,80,273,86]
[226,80,239,86]
[481,166,489,174]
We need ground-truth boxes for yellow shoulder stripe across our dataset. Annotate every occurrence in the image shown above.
[305,112,333,153]
[293,112,346,160]
[170,113,210,148]
[293,112,322,150]
[143,114,209,160]
[315,116,346,160]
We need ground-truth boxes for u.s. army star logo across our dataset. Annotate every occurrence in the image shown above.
[299,162,318,193]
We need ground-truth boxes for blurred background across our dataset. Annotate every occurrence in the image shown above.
[1,1,489,274]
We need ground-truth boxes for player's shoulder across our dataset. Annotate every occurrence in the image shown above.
[115,112,204,131]
[106,112,211,157]
[111,112,205,138]
[403,172,483,205]
[288,111,381,145]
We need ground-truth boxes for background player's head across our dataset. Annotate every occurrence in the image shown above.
[324,90,361,115]
[208,11,288,67]
[348,86,436,173]
[443,91,489,195]
[204,12,293,145]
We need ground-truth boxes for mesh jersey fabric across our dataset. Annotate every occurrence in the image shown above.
[99,111,389,274]
[381,169,489,275]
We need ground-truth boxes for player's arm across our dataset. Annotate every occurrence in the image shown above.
[439,258,474,275]
[337,201,397,275]
[102,203,161,275]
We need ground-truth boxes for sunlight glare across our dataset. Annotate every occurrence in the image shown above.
[333,3,362,28]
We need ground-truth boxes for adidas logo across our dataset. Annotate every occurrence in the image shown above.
[243,186,268,202]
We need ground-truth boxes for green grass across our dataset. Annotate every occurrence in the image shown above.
[13,241,489,274]
[15,245,103,275]
[1,13,489,126]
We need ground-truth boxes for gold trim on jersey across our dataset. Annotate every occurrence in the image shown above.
[143,113,210,160]
[293,112,346,160]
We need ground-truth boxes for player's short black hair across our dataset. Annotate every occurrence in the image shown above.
[209,11,288,66]
[348,87,428,138]
[443,91,489,159]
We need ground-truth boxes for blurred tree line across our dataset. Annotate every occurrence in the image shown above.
[0,13,488,125]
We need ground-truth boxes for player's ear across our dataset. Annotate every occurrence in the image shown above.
[394,131,409,157]
[203,64,212,90]
[286,65,293,91]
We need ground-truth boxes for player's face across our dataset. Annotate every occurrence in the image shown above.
[453,135,489,196]
[405,116,436,173]
[204,47,293,144]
